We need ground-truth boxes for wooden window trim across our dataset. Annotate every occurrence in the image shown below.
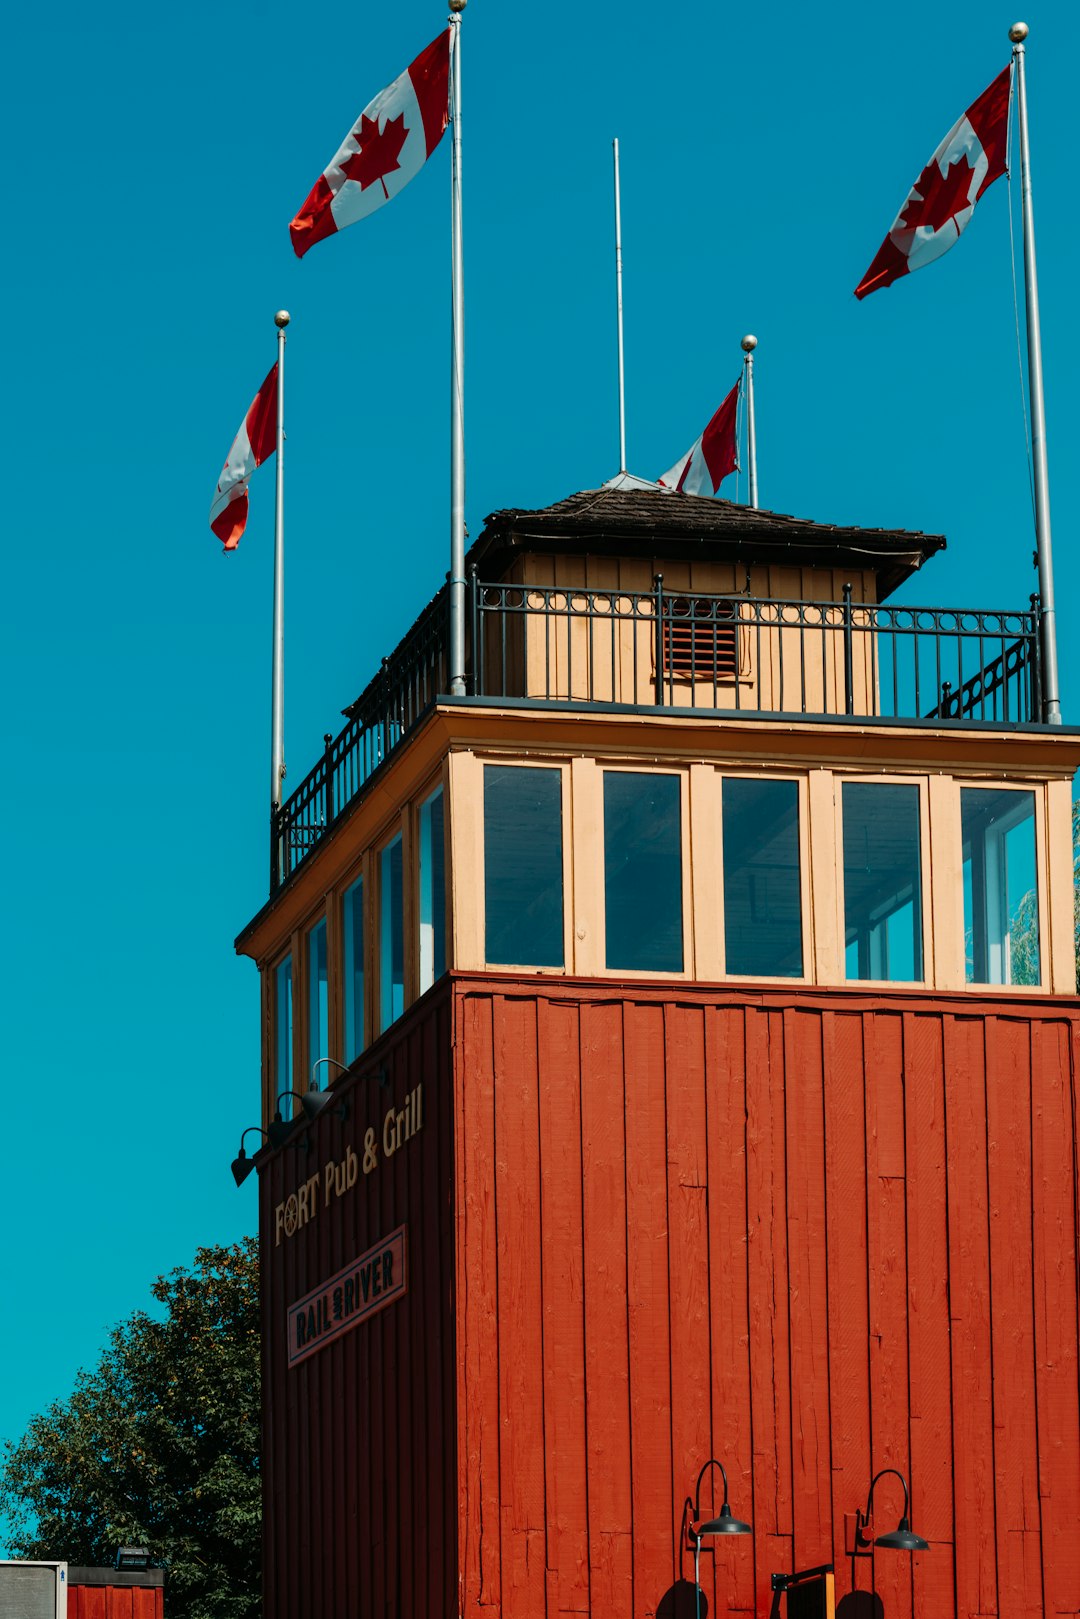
[716,768,812,985]
[835,772,933,988]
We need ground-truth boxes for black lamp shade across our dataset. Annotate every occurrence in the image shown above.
[302,1086,335,1123]
[875,1518,929,1552]
[267,1112,293,1149]
[231,1151,257,1188]
[699,1505,752,1536]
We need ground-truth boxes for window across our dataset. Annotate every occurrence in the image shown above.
[484,765,564,967]
[604,771,683,972]
[274,953,293,1106]
[962,788,1040,985]
[722,777,803,977]
[307,917,328,1080]
[343,873,365,1063]
[379,833,405,1032]
[842,782,923,981]
[419,786,446,991]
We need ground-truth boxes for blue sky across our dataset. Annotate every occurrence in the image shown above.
[2,0,1077,1551]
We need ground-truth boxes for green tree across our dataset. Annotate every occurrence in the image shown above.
[0,1240,260,1619]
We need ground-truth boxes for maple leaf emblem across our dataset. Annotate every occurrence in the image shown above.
[898,150,978,237]
[340,112,410,200]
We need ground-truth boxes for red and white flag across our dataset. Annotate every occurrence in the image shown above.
[210,366,277,551]
[855,65,1011,299]
[290,31,451,258]
[658,381,740,496]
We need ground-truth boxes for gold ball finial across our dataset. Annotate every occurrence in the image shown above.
[1009,20,1029,41]
[449,0,467,11]
[274,309,291,329]
[741,334,758,353]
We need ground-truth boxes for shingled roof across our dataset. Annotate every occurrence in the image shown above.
[468,481,946,601]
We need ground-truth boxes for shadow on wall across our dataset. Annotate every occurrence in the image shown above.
[654,1582,887,1618]
[657,1580,706,1617]
[836,1595,885,1618]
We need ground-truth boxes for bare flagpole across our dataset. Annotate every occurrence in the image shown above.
[271,309,289,884]
[613,138,627,473]
[449,0,467,696]
[741,334,758,508]
[1009,21,1060,723]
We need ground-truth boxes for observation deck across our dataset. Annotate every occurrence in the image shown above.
[270,484,1046,896]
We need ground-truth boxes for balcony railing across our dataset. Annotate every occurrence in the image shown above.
[270,577,1042,891]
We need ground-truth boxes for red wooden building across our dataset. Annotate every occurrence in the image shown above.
[236,482,1080,1618]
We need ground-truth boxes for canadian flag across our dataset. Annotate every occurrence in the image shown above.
[210,366,277,551]
[290,31,451,258]
[658,380,740,496]
[855,65,1012,299]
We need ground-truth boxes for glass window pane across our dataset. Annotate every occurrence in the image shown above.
[722,778,803,977]
[604,772,683,972]
[484,765,564,967]
[842,782,923,981]
[380,834,405,1032]
[274,954,293,1108]
[307,918,328,1080]
[419,787,446,991]
[962,788,1040,985]
[343,874,365,1063]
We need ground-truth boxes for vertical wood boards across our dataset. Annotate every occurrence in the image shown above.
[494,995,548,1611]
[448,982,1079,1619]
[822,1010,872,1597]
[624,999,675,1611]
[865,1011,913,1619]
[259,975,1080,1619]
[902,1012,955,1614]
[704,1003,756,1614]
[784,1008,832,1580]
[944,1014,998,1617]
[986,1015,1043,1619]
[67,1589,163,1619]
[259,981,456,1619]
[537,998,590,1613]
[1031,1019,1080,1614]
[579,999,635,1614]
[515,552,882,713]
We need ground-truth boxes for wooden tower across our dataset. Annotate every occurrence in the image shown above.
[235,483,1080,1618]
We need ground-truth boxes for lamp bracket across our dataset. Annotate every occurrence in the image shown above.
[852,1508,873,1557]
[771,1564,834,1592]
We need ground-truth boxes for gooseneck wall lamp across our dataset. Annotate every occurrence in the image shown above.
[853,1468,929,1556]
[686,1458,752,1619]
[231,1061,393,1185]
[303,1058,354,1124]
[268,1090,311,1148]
[231,1128,269,1188]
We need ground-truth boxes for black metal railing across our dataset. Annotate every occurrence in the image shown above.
[270,576,1042,892]
[270,588,448,891]
[472,576,1040,724]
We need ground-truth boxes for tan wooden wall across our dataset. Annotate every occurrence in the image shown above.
[483,553,880,714]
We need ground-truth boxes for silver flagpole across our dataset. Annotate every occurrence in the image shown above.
[272,309,289,883]
[613,138,627,473]
[741,334,758,508]
[449,0,467,696]
[1010,22,1060,723]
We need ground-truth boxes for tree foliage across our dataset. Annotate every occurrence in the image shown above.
[0,1240,260,1619]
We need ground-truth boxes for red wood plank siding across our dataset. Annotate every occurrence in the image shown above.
[68,1587,163,1619]
[259,981,456,1619]
[450,979,1080,1619]
[259,974,1080,1619]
